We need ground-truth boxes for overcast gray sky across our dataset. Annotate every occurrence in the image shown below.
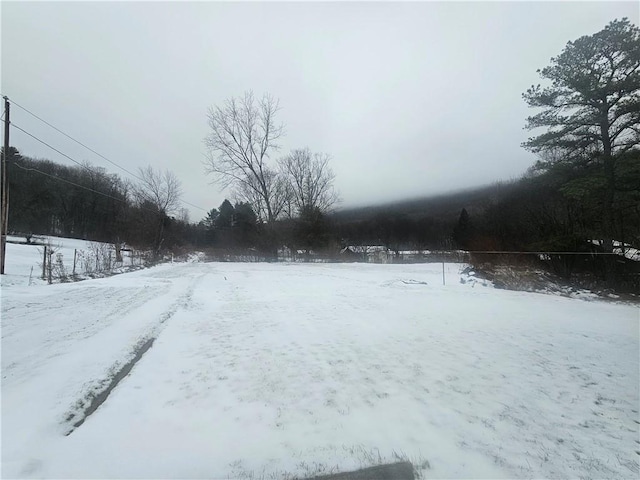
[2,1,638,221]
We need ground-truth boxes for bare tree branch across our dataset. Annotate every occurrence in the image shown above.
[278,148,341,217]
[134,166,183,215]
[204,91,284,222]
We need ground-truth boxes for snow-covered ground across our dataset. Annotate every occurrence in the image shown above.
[2,235,142,287]
[2,259,639,479]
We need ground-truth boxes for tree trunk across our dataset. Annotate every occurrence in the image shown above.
[154,216,164,259]
[603,156,616,252]
[601,112,615,252]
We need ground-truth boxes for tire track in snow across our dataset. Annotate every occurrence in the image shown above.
[1,283,172,384]
[63,272,204,435]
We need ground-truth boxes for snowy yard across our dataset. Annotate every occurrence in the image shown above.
[2,254,639,478]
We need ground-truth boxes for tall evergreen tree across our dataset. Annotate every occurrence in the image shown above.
[216,200,235,228]
[523,18,640,249]
[453,208,474,250]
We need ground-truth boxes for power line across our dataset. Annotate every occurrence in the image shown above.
[6,96,207,212]
[12,161,138,207]
[11,122,100,174]
[466,250,623,256]
[11,160,185,218]
[10,122,206,213]
[8,97,144,182]
[8,122,184,215]
[15,160,204,219]
[182,200,206,211]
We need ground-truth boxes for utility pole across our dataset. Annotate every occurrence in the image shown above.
[1,96,9,275]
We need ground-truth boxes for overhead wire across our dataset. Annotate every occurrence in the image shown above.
[10,160,198,219]
[181,200,207,211]
[10,125,203,215]
[7,124,184,216]
[11,122,99,174]
[11,161,147,209]
[466,250,620,256]
[5,97,207,212]
[9,98,144,182]
[14,159,207,217]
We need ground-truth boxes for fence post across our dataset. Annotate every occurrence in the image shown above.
[73,249,77,276]
[47,251,52,285]
[42,246,47,279]
[442,260,445,286]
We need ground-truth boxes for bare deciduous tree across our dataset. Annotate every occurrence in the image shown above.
[234,166,289,222]
[134,166,183,255]
[134,166,183,215]
[204,91,284,223]
[279,148,340,217]
[177,207,190,224]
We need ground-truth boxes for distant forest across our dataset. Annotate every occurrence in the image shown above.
[4,146,639,259]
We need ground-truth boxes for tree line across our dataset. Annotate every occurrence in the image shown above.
[2,144,454,258]
[3,148,190,256]
[3,18,638,271]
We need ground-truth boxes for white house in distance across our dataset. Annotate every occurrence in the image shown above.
[340,245,391,263]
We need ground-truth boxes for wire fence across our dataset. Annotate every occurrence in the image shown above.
[33,242,152,284]
[9,236,639,294]
[270,248,640,293]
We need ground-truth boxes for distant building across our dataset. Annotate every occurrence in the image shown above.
[340,245,390,263]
